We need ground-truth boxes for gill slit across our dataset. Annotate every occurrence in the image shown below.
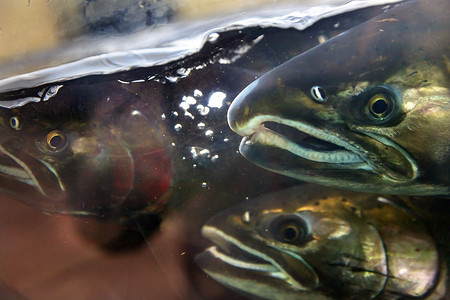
[363,132,419,180]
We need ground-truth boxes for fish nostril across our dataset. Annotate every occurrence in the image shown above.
[9,116,21,130]
[310,86,327,102]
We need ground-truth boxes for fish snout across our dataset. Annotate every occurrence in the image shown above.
[227,79,263,136]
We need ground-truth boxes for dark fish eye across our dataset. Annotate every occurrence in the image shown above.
[269,214,309,244]
[368,94,391,117]
[310,86,327,102]
[359,86,400,124]
[46,130,68,151]
[9,116,21,130]
[282,225,299,242]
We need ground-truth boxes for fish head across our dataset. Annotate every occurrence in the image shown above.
[196,187,390,299]
[227,0,450,195]
[0,82,172,215]
[196,185,443,299]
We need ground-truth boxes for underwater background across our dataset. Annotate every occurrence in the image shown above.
[0,0,448,299]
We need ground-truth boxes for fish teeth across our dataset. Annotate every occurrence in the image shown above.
[252,125,363,164]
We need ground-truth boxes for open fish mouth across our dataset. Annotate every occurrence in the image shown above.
[238,116,369,167]
[232,112,420,186]
[198,225,318,291]
[200,225,280,275]
[0,145,38,187]
[0,143,64,197]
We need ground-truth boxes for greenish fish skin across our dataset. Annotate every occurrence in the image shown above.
[196,185,449,300]
[227,0,450,196]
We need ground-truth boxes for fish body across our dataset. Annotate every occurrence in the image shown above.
[0,3,397,220]
[228,0,450,195]
[196,185,449,299]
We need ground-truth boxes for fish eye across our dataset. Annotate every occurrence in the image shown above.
[269,214,309,244]
[9,116,21,130]
[310,86,327,102]
[368,94,391,118]
[360,86,400,123]
[46,130,68,151]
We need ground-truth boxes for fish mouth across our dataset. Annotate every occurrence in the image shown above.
[0,142,65,200]
[197,225,318,293]
[238,115,369,167]
[199,225,281,278]
[0,149,34,184]
[234,114,420,187]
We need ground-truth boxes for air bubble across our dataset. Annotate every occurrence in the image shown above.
[194,89,203,97]
[197,105,210,115]
[179,102,190,110]
[183,96,197,105]
[208,92,226,108]
[174,124,182,131]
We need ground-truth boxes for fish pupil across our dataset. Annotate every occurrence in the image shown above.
[50,135,63,148]
[46,130,67,151]
[283,226,298,241]
[269,214,308,244]
[371,98,388,115]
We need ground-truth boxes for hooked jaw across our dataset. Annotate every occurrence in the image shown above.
[228,80,369,168]
[196,224,319,295]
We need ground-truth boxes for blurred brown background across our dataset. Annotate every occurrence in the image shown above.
[0,0,300,64]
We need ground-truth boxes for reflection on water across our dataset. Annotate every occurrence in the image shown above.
[0,0,448,299]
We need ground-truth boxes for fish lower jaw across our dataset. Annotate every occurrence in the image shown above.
[0,153,37,189]
[243,123,367,166]
[204,246,279,274]
[0,145,65,197]
[0,164,31,180]
[0,165,43,195]
[201,226,313,291]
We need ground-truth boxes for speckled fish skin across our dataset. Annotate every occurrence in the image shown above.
[228,0,450,196]
[196,185,449,300]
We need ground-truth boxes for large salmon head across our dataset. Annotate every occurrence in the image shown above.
[228,0,449,195]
